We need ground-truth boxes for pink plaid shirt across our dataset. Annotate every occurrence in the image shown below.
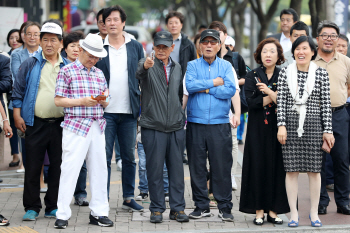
[55,59,108,137]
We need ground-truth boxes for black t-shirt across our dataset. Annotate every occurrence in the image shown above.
[220,48,247,80]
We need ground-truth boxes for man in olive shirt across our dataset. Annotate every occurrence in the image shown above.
[314,20,350,215]
[12,22,70,221]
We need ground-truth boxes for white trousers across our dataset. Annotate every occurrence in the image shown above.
[56,121,109,220]
[231,127,238,175]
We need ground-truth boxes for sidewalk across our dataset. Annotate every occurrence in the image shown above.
[0,140,350,232]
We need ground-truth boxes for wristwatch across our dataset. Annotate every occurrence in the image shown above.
[206,89,209,94]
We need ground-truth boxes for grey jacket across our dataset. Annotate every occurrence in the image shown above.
[136,57,184,133]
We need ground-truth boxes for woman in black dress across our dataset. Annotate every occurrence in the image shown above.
[239,38,290,225]
[277,36,334,227]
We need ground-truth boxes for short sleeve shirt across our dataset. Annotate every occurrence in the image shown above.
[314,51,350,107]
[55,59,108,137]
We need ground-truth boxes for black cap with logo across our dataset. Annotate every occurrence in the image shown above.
[200,29,221,43]
[154,31,173,47]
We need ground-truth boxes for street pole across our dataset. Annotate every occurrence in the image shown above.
[250,6,257,68]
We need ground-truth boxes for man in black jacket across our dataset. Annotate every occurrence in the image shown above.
[135,31,188,224]
[166,11,196,79]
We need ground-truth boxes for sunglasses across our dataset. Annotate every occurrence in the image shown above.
[201,40,219,45]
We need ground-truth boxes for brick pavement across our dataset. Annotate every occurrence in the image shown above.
[0,140,350,232]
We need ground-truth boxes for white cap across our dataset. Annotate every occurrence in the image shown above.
[79,33,107,58]
[225,36,235,47]
[40,22,62,36]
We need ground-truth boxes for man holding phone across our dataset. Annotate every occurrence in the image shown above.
[54,34,113,229]
[135,31,188,223]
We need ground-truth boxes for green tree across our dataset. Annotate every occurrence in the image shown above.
[108,0,145,25]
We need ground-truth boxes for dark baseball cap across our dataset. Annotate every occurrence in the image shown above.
[154,31,173,47]
[200,29,221,43]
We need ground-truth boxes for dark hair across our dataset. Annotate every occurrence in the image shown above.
[193,33,201,45]
[208,21,227,34]
[18,21,32,44]
[165,11,185,25]
[96,8,105,22]
[40,21,63,41]
[290,21,310,36]
[198,25,207,30]
[317,20,340,36]
[280,8,299,22]
[63,31,84,50]
[103,5,127,24]
[339,33,349,45]
[291,36,317,60]
[7,29,20,47]
[254,38,285,65]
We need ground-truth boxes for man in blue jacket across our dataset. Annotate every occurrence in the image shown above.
[186,29,236,222]
[95,5,144,212]
[12,22,70,221]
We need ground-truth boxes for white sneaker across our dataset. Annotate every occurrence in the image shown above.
[117,160,122,171]
[231,174,238,191]
[165,193,169,202]
[17,169,25,173]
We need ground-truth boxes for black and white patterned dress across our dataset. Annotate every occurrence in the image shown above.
[277,67,332,172]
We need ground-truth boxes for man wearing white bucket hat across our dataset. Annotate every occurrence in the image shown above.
[54,33,113,229]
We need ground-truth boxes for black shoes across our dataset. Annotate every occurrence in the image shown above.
[318,205,327,215]
[218,208,234,222]
[150,211,163,223]
[89,213,113,227]
[189,207,211,219]
[337,205,350,215]
[9,160,20,167]
[54,219,68,229]
[267,214,283,224]
[74,197,89,206]
[253,216,265,225]
[238,140,244,145]
[169,210,189,222]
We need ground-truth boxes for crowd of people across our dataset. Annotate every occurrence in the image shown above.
[0,4,349,229]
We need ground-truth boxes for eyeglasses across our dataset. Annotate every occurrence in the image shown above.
[319,34,339,40]
[26,33,40,38]
[83,50,101,61]
[98,20,105,25]
[154,46,171,51]
[201,40,219,45]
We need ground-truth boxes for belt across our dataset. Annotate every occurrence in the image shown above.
[331,105,345,112]
[35,116,64,123]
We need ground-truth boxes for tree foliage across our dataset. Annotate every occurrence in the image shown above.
[108,0,145,25]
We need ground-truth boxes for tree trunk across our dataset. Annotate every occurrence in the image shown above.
[249,0,281,42]
[231,0,248,53]
[289,0,302,17]
[309,0,328,37]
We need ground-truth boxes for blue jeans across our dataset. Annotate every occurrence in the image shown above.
[237,114,245,141]
[115,136,121,162]
[104,113,137,200]
[74,160,87,199]
[137,142,169,193]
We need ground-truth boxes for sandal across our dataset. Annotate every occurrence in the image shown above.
[209,195,217,207]
[0,214,9,226]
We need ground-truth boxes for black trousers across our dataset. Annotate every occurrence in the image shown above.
[186,122,233,210]
[23,117,63,213]
[141,127,186,213]
[320,108,350,207]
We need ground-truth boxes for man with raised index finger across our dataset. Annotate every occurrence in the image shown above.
[136,31,188,224]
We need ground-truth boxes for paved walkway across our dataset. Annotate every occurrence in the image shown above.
[0,140,350,232]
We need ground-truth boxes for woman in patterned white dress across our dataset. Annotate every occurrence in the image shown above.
[277,36,335,227]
